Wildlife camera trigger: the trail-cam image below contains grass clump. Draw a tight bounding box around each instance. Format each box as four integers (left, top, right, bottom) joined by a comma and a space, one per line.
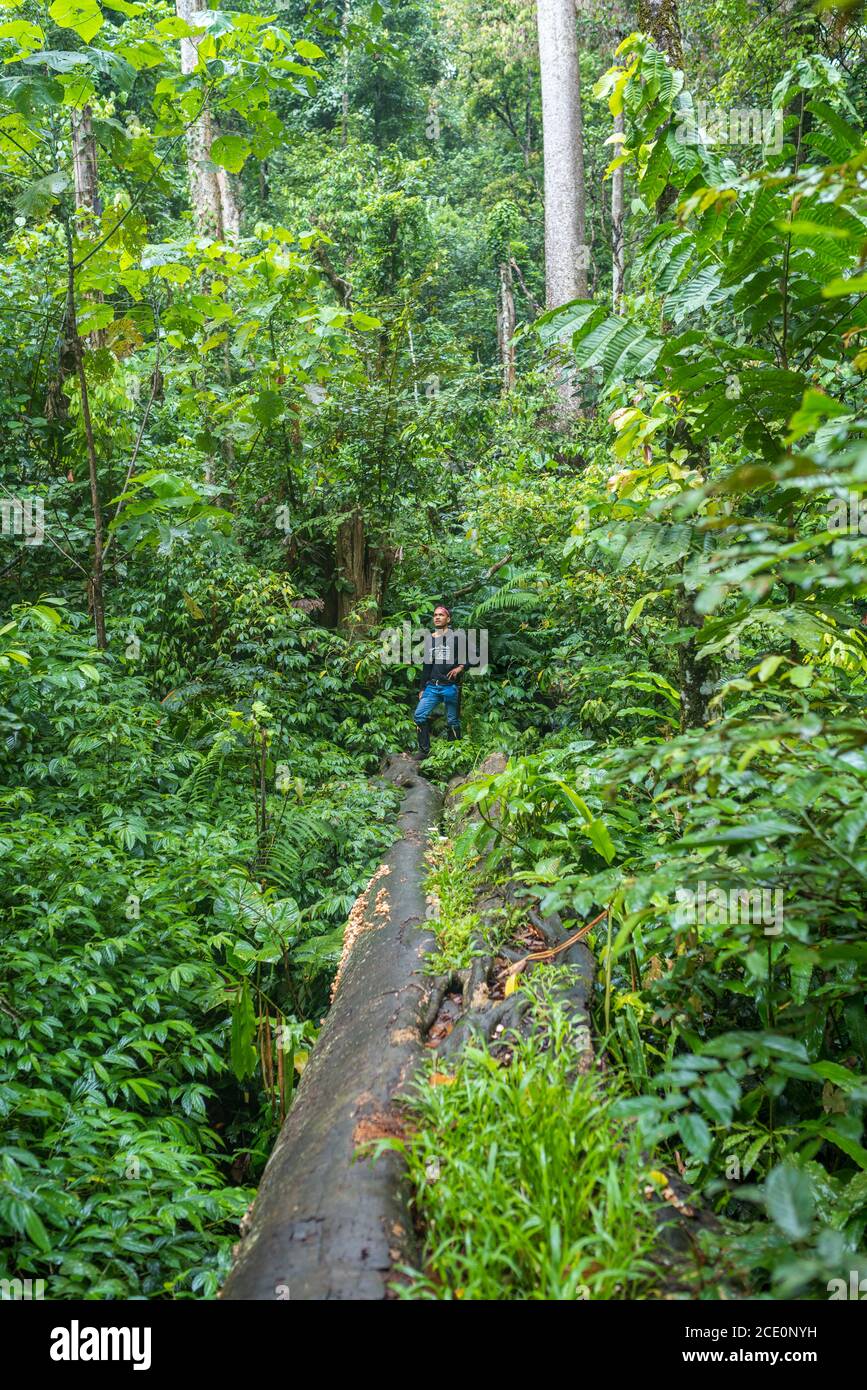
423, 832, 484, 973
386, 990, 659, 1300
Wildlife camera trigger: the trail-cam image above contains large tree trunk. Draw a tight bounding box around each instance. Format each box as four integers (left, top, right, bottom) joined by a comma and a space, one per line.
222, 755, 441, 1301
536, 0, 587, 306
176, 0, 241, 240
335, 508, 394, 631
536, 0, 587, 420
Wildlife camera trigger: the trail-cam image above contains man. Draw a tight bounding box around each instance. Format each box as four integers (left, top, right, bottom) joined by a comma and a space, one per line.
413, 604, 465, 760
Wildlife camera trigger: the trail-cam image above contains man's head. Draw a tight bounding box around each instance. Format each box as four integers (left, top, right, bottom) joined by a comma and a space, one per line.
433, 604, 451, 629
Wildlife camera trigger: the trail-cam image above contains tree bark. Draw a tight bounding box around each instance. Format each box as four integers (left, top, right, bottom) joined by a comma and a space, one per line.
638, 0, 684, 220
65, 225, 107, 650
536, 0, 587, 421
221, 755, 441, 1301
498, 259, 516, 392
611, 109, 625, 311
536, 0, 587, 307
335, 508, 394, 631
176, 0, 240, 240
70, 106, 106, 351
678, 582, 712, 731
638, 0, 684, 68
71, 106, 101, 219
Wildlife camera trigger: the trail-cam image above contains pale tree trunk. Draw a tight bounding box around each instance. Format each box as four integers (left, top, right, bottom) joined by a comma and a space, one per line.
536, 0, 587, 420
71, 106, 107, 351
536, 0, 587, 306
176, 0, 240, 240
63, 220, 107, 649
71, 106, 101, 219
498, 260, 516, 393
611, 109, 625, 311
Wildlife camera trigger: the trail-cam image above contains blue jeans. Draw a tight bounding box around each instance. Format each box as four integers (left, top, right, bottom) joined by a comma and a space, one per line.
414, 682, 460, 754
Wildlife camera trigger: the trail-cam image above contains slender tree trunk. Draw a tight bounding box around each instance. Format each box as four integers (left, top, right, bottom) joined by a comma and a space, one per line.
637, 0, 709, 727
536, 0, 587, 421
638, 0, 683, 66
341, 0, 351, 147
176, 0, 240, 240
71, 106, 101, 219
638, 0, 684, 219
678, 582, 712, 730
498, 260, 516, 392
71, 106, 106, 352
65, 227, 107, 650
611, 109, 625, 311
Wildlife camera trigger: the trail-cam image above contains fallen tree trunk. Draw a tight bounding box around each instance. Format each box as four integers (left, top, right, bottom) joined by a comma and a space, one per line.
221, 753, 441, 1301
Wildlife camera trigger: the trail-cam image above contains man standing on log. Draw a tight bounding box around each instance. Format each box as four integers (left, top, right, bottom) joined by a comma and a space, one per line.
413, 604, 465, 761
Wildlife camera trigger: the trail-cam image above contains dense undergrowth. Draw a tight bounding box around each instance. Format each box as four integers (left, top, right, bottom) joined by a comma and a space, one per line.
1, 0, 866, 1302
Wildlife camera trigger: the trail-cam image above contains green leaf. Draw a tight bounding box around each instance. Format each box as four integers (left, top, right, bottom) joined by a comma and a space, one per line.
624, 590, 663, 630
251, 389, 284, 427
76, 302, 114, 335
48, 0, 104, 45
0, 20, 45, 48
15, 171, 68, 218
230, 980, 258, 1083
765, 1162, 814, 1239
677, 1110, 712, 1162
24, 1206, 52, 1252
294, 38, 325, 61
210, 135, 251, 173
20, 49, 91, 71
819, 1126, 867, 1171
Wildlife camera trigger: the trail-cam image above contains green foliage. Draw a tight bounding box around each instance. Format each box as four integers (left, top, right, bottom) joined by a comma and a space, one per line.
378, 993, 660, 1300
0, 603, 399, 1296
0, 0, 865, 1305
423, 832, 484, 973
